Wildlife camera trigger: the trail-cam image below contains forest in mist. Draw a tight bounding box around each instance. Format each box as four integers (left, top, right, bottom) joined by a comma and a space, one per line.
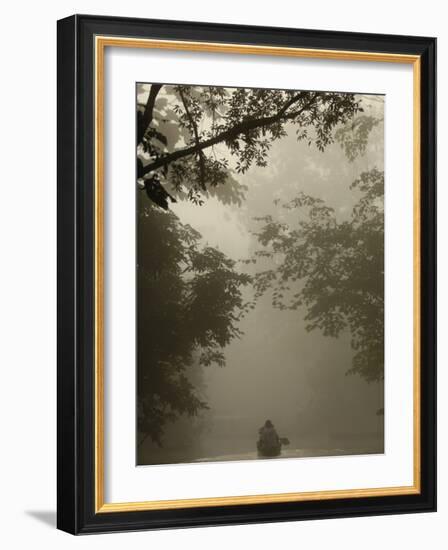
136, 83, 384, 465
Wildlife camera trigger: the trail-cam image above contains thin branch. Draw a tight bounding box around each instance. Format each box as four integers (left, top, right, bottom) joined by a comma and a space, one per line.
140, 92, 319, 179
178, 89, 207, 190
138, 83, 163, 143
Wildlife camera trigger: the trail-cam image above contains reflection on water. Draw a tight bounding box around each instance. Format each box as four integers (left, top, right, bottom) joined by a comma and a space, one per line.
138, 414, 384, 466
194, 447, 380, 463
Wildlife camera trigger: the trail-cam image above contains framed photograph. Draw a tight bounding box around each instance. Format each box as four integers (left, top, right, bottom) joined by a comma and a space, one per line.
57, 15, 436, 534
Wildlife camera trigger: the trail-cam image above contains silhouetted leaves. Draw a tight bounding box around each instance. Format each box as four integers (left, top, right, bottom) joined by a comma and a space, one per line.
253, 169, 384, 383
138, 204, 252, 445
143, 176, 177, 210
137, 84, 362, 209
335, 114, 382, 162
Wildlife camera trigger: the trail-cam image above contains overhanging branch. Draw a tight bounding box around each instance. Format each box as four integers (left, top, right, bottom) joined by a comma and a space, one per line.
178, 89, 207, 191
140, 92, 320, 179
138, 83, 163, 143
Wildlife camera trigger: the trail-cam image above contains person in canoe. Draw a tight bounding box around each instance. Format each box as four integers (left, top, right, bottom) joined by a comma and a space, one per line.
257, 419, 282, 457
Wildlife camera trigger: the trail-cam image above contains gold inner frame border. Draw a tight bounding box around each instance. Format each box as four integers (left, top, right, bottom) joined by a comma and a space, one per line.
94, 35, 421, 513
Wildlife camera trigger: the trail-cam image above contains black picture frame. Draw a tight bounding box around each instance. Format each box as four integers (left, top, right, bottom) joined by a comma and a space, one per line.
57, 14, 436, 534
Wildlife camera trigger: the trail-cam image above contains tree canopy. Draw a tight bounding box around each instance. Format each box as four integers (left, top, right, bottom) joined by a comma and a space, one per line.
252, 168, 384, 382
137, 84, 363, 208
137, 203, 251, 445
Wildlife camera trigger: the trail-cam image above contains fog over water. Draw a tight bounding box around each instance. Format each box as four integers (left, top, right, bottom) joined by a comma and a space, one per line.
138, 92, 384, 465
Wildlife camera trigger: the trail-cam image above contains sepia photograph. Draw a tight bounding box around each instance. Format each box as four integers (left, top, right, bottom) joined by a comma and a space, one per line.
136, 82, 385, 466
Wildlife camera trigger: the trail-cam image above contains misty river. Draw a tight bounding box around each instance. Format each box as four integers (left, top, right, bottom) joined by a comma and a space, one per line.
139, 409, 384, 466
136, 90, 385, 467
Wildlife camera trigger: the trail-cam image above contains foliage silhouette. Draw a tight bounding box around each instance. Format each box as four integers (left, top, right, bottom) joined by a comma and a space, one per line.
137, 84, 363, 207
252, 169, 384, 383
137, 203, 252, 445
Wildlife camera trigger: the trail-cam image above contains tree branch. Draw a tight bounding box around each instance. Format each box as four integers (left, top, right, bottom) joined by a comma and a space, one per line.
140, 92, 319, 179
178, 88, 207, 190
138, 83, 163, 143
